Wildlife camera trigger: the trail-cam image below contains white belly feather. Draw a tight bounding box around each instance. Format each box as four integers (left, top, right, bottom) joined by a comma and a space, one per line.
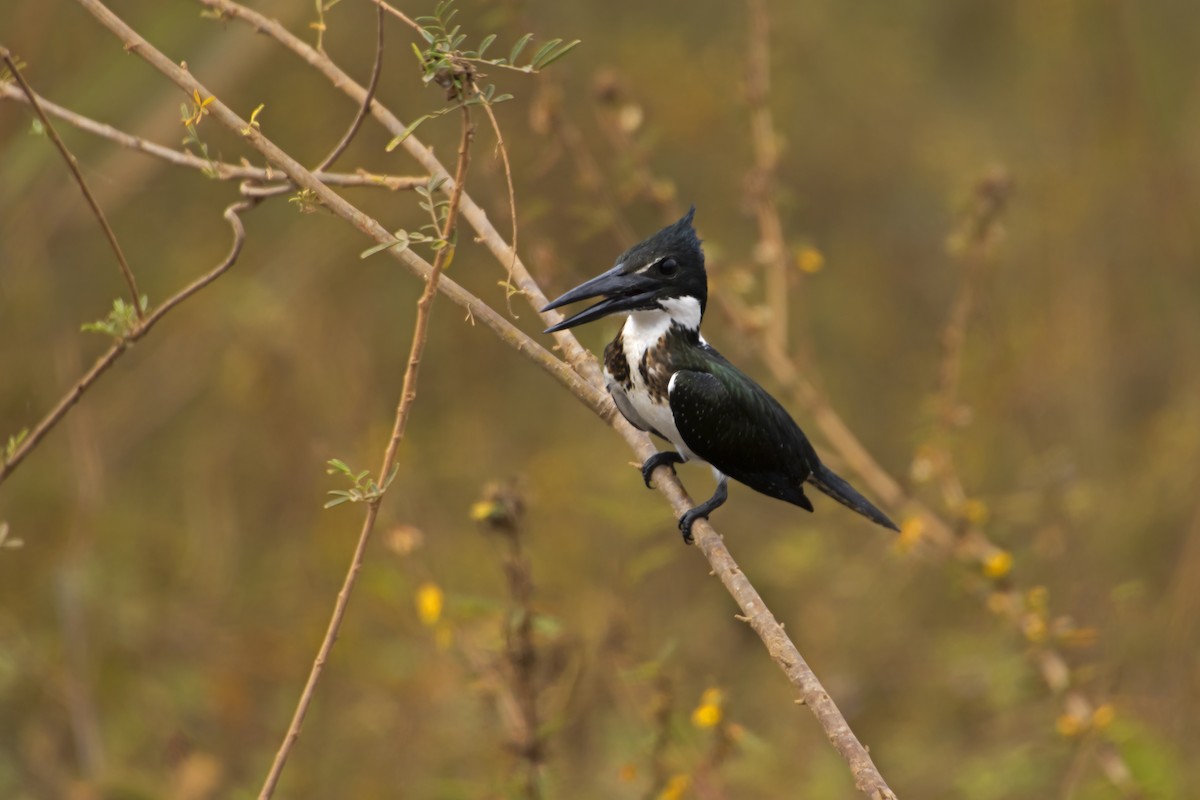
603, 301, 704, 462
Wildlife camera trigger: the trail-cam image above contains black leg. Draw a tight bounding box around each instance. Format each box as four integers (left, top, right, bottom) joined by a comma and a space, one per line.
641, 451, 685, 488
678, 477, 729, 545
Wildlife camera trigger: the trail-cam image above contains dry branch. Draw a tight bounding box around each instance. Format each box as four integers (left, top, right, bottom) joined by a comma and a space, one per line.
257, 101, 476, 800
0, 200, 254, 485
1, 47, 143, 319
0, 82, 425, 190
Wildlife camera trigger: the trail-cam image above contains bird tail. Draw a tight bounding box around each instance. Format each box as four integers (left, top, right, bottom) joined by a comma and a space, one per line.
807, 463, 899, 532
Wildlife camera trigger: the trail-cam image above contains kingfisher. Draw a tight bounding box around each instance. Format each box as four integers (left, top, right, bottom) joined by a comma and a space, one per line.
542, 208, 899, 543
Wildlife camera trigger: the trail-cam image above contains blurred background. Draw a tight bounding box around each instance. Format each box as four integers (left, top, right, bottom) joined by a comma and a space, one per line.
2, 1, 1199, 797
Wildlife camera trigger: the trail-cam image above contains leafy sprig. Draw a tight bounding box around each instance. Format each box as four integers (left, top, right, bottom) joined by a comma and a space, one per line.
81, 295, 148, 339
324, 458, 399, 508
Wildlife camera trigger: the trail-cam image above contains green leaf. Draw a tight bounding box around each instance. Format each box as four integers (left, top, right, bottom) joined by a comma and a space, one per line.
508, 33, 533, 65
360, 236, 410, 259
386, 115, 431, 151
530, 38, 562, 69
477, 33, 496, 58
535, 39, 581, 70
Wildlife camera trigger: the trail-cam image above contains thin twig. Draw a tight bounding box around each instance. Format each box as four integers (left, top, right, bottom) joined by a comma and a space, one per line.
1, 46, 144, 320
476, 89, 521, 315
0, 82, 424, 190
311, 4, 383, 173
369, 0, 422, 35
1, 199, 255, 485
742, 0, 791, 353
81, 3, 897, 795
256, 103, 474, 800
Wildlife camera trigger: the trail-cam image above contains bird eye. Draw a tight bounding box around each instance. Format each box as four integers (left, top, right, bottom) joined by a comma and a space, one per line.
658, 258, 678, 276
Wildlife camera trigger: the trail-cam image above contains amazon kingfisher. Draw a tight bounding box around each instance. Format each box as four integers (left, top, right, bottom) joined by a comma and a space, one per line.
542, 208, 899, 544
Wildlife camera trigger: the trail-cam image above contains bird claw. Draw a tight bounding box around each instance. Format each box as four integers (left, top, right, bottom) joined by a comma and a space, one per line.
640, 452, 684, 488
677, 511, 703, 545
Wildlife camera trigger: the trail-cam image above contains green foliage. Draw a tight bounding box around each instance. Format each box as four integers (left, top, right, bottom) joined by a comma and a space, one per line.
180, 112, 218, 179
289, 188, 321, 214
80, 295, 147, 339
384, 0, 578, 150
324, 458, 399, 508
360, 175, 453, 258
3, 429, 27, 462
415, 1, 580, 77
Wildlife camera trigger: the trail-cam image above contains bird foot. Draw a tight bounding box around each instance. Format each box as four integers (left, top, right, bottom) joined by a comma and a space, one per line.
640, 451, 684, 488
678, 509, 706, 545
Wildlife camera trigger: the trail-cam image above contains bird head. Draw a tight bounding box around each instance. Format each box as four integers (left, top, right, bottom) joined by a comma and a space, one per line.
541, 208, 706, 333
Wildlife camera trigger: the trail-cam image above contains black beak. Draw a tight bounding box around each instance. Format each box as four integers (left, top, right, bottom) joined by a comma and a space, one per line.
540, 264, 657, 333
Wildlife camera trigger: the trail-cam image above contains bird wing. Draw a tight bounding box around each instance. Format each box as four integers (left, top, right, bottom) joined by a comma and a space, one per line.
667, 366, 817, 509
606, 378, 662, 438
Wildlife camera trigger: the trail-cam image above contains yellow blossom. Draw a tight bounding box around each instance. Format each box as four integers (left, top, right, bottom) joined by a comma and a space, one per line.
469, 500, 501, 522
982, 550, 1013, 579
1092, 704, 1115, 730
894, 516, 924, 553
795, 246, 825, 274
1055, 713, 1085, 737
617, 763, 638, 783
657, 773, 691, 800
691, 687, 724, 729
415, 581, 443, 627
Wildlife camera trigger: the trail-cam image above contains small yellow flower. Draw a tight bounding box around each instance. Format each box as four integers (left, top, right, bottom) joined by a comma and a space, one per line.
691, 687, 724, 729
1055, 713, 1085, 737
1092, 703, 1115, 730
982, 550, 1013, 579
894, 516, 924, 553
657, 773, 691, 800
415, 581, 443, 627
795, 246, 825, 274
469, 500, 500, 522
617, 763, 638, 783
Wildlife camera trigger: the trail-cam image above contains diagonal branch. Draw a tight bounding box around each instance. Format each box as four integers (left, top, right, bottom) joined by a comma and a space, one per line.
1, 199, 256, 485
76, 2, 897, 796
257, 101, 476, 800
0, 82, 426, 191
2, 46, 144, 320
311, 4, 384, 173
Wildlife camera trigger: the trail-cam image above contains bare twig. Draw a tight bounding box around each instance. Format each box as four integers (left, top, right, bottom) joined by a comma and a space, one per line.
311, 4, 383, 173
256, 101, 475, 800
79, 3, 896, 795
1, 46, 144, 320
474, 481, 543, 797
475, 89, 521, 313
0, 82, 424, 190
1, 199, 255, 485
742, 0, 791, 352
369, 0, 422, 35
